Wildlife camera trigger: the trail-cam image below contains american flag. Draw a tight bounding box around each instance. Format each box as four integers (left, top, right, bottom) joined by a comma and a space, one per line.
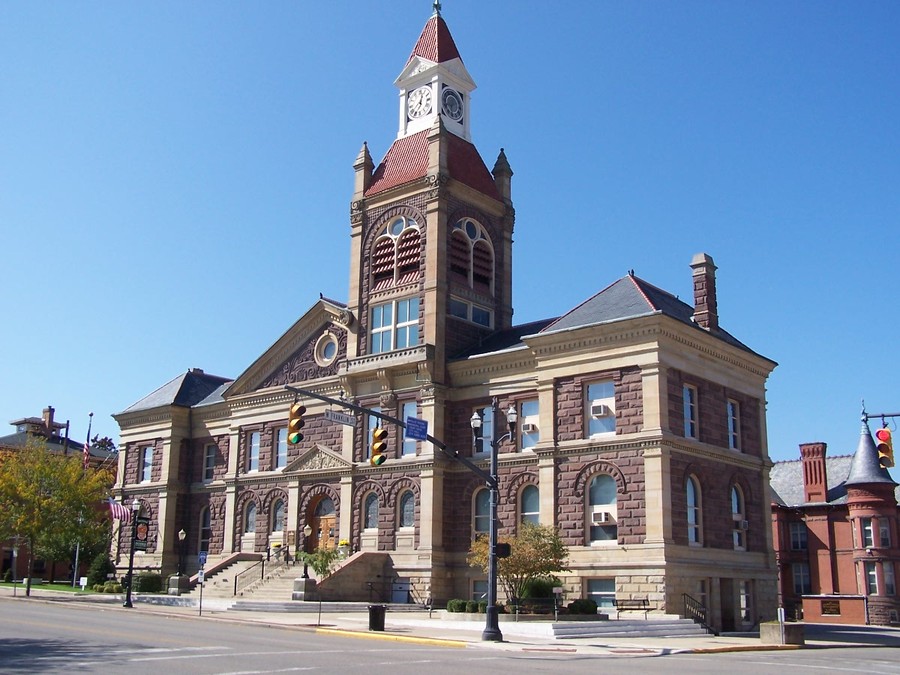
83, 441, 90, 470
108, 498, 132, 524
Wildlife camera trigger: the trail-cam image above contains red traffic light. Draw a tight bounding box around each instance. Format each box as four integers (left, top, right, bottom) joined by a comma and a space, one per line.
875, 427, 894, 469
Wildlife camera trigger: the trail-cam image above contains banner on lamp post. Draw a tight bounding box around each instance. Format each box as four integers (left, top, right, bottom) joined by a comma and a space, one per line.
133, 517, 151, 552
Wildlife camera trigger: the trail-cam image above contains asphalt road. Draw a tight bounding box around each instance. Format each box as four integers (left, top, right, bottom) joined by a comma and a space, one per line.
2, 598, 899, 674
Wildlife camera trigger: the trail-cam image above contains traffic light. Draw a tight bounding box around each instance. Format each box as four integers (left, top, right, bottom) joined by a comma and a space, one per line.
370, 426, 388, 466
875, 427, 894, 469
288, 402, 306, 445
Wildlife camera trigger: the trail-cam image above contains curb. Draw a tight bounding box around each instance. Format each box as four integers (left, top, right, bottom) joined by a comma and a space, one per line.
689, 644, 803, 654
315, 627, 468, 648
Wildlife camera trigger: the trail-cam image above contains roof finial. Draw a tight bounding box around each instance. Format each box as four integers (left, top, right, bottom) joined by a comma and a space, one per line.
433, 0, 442, 17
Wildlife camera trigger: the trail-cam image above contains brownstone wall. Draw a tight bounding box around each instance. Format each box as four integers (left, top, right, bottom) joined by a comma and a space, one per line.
185, 434, 230, 483
556, 367, 643, 442
123, 438, 164, 485
350, 471, 422, 551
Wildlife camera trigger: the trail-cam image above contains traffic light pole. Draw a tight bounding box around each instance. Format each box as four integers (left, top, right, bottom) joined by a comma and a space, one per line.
284, 385, 505, 641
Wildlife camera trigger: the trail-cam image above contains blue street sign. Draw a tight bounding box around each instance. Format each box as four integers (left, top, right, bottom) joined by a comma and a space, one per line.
405, 416, 428, 441
198, 551, 208, 567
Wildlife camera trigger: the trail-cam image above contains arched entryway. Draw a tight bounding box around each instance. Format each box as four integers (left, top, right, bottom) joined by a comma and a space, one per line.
305, 496, 337, 552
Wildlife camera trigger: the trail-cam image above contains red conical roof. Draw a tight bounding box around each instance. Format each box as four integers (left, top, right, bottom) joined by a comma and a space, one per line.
406, 14, 462, 66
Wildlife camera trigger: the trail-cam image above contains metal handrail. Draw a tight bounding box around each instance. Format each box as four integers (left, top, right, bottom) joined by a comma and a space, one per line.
683, 593, 716, 635
234, 559, 265, 596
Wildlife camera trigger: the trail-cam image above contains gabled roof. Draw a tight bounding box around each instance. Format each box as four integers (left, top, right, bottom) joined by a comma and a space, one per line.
540, 273, 760, 356
365, 129, 500, 200
406, 14, 462, 66
118, 369, 232, 415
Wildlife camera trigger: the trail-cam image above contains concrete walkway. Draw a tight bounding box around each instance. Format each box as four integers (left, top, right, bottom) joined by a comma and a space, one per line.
3, 586, 897, 658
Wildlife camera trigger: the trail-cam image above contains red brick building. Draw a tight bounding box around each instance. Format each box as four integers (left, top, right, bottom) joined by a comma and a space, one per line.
770, 418, 899, 625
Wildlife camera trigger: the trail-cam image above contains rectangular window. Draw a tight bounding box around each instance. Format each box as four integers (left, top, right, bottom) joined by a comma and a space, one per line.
371, 297, 419, 353
519, 398, 539, 450
862, 518, 874, 548
472, 579, 488, 602
865, 561, 878, 595
140, 447, 153, 483
276, 428, 288, 469
449, 297, 492, 327
473, 405, 493, 455
366, 408, 382, 460
587, 578, 616, 610
790, 522, 808, 551
449, 298, 468, 319
247, 431, 260, 472
879, 519, 891, 548
792, 563, 812, 595
727, 399, 741, 450
586, 381, 615, 437
203, 443, 217, 481
683, 384, 699, 439
401, 401, 417, 456
885, 563, 896, 596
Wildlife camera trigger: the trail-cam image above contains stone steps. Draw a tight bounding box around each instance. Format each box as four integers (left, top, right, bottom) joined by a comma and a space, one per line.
229, 601, 424, 613
552, 618, 711, 639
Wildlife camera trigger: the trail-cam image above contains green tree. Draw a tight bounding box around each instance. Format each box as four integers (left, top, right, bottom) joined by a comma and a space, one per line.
298, 546, 342, 578
467, 522, 569, 606
0, 438, 112, 595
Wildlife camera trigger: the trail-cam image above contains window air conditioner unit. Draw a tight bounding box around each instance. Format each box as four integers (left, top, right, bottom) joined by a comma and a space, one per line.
592, 512, 613, 525
522, 423, 538, 434
590, 403, 610, 417
741, 520, 749, 531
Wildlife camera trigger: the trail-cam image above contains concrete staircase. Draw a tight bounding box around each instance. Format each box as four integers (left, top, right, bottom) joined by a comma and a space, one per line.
552, 616, 711, 639
182, 558, 272, 599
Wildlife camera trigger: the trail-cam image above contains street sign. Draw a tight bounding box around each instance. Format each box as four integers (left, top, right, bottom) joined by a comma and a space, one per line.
197, 569, 205, 583
198, 551, 208, 567
325, 409, 357, 426
405, 417, 428, 441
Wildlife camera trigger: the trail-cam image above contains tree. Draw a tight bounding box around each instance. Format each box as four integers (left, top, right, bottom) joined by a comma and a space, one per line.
0, 438, 112, 596
467, 522, 569, 606
298, 546, 342, 578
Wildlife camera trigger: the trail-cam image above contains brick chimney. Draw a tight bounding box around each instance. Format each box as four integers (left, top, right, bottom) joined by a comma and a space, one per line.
42, 406, 55, 434
690, 253, 718, 331
800, 442, 828, 503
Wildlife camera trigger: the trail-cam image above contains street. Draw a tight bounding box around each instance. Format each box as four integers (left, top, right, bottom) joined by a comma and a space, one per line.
1, 598, 899, 674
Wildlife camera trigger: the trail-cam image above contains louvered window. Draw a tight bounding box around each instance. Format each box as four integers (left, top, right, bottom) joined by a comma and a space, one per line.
370, 217, 419, 289
449, 231, 470, 282
472, 240, 493, 292
396, 229, 421, 283
372, 237, 395, 288
451, 218, 494, 295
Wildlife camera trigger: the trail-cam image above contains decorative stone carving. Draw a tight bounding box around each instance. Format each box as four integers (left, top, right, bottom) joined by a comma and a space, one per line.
259, 330, 346, 389
426, 172, 448, 199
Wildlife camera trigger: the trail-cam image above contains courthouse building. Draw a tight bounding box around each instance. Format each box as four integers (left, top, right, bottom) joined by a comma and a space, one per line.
113, 8, 778, 632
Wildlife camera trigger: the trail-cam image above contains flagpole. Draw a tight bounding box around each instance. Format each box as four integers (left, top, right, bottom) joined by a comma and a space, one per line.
72, 413, 93, 587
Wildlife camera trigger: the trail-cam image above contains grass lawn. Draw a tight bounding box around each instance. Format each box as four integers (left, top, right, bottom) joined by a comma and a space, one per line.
0, 581, 92, 593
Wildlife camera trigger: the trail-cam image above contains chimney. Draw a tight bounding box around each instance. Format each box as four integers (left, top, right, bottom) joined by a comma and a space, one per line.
690, 253, 718, 331
800, 442, 828, 503
42, 406, 55, 434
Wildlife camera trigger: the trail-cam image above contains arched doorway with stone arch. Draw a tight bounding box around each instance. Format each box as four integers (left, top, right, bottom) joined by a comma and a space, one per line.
306, 495, 337, 552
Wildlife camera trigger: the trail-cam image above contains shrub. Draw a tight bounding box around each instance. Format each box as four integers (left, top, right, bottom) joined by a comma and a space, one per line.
133, 572, 163, 593
3, 568, 11, 583
465, 600, 478, 613
567, 598, 598, 615
521, 576, 559, 599
87, 552, 116, 588
446, 599, 467, 613
102, 581, 123, 593
477, 600, 487, 614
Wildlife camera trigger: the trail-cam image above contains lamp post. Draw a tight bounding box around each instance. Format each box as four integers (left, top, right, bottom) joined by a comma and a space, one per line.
177, 529, 186, 577
11, 536, 19, 598
123, 498, 141, 608
302, 524, 313, 579
470, 398, 517, 642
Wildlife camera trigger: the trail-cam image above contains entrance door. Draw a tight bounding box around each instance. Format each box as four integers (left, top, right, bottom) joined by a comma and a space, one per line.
308, 497, 337, 551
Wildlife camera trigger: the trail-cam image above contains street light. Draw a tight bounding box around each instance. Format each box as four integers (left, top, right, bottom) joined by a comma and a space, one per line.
302, 524, 313, 579
123, 498, 141, 608
470, 398, 517, 642
177, 529, 186, 577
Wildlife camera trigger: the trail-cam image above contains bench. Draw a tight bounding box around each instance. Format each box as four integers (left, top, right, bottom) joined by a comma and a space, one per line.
614, 597, 649, 619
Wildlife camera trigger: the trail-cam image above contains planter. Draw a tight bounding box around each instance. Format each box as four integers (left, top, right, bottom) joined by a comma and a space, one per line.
760, 621, 805, 645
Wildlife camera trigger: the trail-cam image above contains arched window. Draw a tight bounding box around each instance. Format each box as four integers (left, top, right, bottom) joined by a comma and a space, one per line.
244, 502, 256, 534
398, 491, 415, 529
364, 493, 379, 530
315, 497, 335, 517
272, 499, 285, 532
686, 476, 701, 545
588, 474, 617, 544
474, 488, 490, 535
199, 507, 211, 554
520, 485, 539, 525
451, 218, 494, 295
731, 485, 746, 550
371, 216, 420, 289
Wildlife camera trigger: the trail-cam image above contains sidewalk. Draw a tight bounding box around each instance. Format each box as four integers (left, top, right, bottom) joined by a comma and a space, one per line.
1, 586, 888, 658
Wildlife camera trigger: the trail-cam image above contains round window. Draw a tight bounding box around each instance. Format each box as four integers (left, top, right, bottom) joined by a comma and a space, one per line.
314, 333, 339, 367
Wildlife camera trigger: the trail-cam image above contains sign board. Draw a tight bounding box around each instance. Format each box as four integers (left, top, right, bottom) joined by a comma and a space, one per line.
821, 599, 841, 615
197, 569, 205, 583
325, 409, 357, 426
405, 417, 428, 441
79, 576, 88, 590
198, 551, 208, 567
133, 517, 150, 551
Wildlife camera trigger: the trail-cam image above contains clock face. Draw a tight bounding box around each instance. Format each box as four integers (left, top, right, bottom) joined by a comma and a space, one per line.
408, 86, 433, 119
441, 88, 463, 121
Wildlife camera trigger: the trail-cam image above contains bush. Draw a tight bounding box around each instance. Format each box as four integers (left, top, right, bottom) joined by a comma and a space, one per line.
133, 572, 163, 593
446, 599, 467, 613
102, 581, 123, 593
465, 600, 478, 613
521, 576, 559, 599
477, 600, 487, 614
3, 568, 11, 583
87, 552, 116, 588
567, 598, 598, 615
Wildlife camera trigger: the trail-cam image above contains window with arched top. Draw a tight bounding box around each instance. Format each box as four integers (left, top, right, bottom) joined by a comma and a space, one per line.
520, 485, 539, 526
272, 499, 285, 532
588, 474, 618, 544
731, 485, 746, 550
364, 493, 379, 530
686, 476, 701, 545
371, 216, 420, 290
244, 502, 256, 534
473, 488, 490, 535
398, 491, 415, 529
199, 507, 211, 554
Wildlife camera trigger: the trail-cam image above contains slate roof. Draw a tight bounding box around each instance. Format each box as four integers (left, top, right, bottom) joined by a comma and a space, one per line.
451, 318, 557, 359
769, 455, 856, 506
118, 369, 232, 415
540, 273, 764, 358
365, 130, 500, 200
0, 430, 114, 462
406, 13, 462, 66
845, 420, 897, 488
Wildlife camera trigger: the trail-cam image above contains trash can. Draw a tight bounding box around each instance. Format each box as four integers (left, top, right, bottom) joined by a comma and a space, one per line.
368, 604, 386, 631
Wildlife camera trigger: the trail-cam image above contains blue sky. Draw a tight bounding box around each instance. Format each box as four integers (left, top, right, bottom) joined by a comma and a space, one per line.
2, 2, 898, 463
